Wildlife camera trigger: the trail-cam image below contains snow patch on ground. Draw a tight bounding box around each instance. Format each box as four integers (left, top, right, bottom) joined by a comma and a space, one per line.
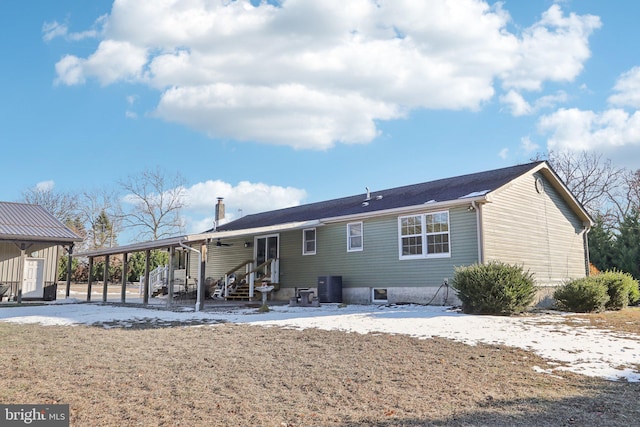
1, 302, 638, 382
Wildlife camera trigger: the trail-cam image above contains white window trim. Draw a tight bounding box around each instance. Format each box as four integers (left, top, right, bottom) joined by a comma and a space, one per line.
347, 221, 363, 252
425, 211, 451, 258
397, 214, 424, 259
372, 288, 388, 303
398, 211, 451, 260
302, 228, 316, 255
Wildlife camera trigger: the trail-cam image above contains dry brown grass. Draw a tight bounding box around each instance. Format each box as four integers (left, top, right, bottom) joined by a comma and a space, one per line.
1, 311, 639, 426
564, 307, 640, 335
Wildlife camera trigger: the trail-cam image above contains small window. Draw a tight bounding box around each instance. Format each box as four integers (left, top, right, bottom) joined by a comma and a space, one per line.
302, 228, 316, 255
347, 222, 363, 252
372, 288, 388, 303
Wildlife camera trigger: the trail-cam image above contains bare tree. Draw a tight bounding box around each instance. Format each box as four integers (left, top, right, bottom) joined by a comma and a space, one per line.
546, 151, 625, 221
612, 168, 640, 219
21, 184, 79, 223
119, 167, 187, 241
77, 188, 123, 250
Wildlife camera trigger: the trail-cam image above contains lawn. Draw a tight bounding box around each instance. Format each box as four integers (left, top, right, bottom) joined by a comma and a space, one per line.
0, 307, 639, 426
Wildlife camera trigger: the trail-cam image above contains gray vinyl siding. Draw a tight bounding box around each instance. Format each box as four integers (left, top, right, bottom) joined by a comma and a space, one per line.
277, 206, 479, 290
199, 207, 478, 290
204, 240, 259, 280
482, 172, 587, 285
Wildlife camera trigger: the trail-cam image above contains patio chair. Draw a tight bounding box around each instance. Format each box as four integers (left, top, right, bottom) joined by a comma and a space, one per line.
0, 283, 10, 302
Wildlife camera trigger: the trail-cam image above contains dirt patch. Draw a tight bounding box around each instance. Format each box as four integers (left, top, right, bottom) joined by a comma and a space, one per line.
1, 320, 638, 426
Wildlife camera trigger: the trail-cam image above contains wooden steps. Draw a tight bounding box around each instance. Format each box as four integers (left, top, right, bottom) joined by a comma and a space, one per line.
224, 282, 279, 301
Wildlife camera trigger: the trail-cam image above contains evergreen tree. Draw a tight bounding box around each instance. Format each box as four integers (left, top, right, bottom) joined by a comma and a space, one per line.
588, 215, 616, 271
613, 209, 640, 279
126, 250, 169, 283
92, 209, 117, 249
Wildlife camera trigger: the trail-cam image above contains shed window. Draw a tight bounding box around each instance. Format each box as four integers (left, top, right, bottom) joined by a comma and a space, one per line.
399, 211, 450, 259
347, 222, 363, 252
303, 228, 316, 255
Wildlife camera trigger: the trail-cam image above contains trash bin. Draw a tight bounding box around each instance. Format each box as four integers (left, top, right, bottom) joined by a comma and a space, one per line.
317, 276, 342, 303
43, 283, 57, 301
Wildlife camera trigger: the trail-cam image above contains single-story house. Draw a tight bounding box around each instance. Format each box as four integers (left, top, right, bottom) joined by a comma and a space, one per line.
0, 202, 82, 302
75, 161, 592, 308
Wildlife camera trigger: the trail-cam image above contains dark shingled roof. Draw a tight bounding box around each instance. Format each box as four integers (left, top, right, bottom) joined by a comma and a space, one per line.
212, 161, 545, 232
0, 201, 82, 243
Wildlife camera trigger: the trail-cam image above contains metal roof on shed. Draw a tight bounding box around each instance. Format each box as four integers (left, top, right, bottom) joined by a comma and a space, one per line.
0, 201, 82, 243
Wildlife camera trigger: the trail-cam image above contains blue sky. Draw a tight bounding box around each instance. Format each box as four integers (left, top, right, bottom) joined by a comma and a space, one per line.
1, 0, 639, 243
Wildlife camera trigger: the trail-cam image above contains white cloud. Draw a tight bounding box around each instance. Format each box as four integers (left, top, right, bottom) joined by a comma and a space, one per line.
35, 180, 55, 192
55, 55, 86, 85
54, 1, 600, 149
538, 108, 640, 151
501, 90, 568, 116
184, 179, 306, 214
155, 83, 399, 149
56, 40, 147, 86
42, 15, 106, 42
42, 21, 68, 42
520, 136, 540, 154
608, 66, 640, 109
180, 179, 307, 232
501, 4, 601, 91
500, 90, 532, 116
498, 148, 509, 159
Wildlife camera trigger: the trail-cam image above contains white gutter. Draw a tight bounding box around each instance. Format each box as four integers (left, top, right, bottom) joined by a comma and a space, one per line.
186, 220, 323, 241
583, 223, 591, 277
179, 240, 202, 312
320, 196, 491, 224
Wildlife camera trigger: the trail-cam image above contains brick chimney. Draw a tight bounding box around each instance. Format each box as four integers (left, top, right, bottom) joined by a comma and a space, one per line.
214, 197, 225, 229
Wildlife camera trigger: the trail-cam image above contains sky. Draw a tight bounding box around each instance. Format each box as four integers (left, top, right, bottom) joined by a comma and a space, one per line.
1, 301, 638, 382
1, 0, 640, 242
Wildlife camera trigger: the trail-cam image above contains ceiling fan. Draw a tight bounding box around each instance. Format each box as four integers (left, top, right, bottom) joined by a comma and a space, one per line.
216, 239, 232, 247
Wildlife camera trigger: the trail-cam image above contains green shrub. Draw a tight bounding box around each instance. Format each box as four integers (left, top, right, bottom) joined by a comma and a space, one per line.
629, 280, 640, 306
452, 261, 536, 315
553, 278, 609, 313
595, 270, 640, 309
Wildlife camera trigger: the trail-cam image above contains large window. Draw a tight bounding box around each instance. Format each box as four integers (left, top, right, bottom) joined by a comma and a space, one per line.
303, 228, 316, 255
347, 222, 363, 252
399, 211, 450, 259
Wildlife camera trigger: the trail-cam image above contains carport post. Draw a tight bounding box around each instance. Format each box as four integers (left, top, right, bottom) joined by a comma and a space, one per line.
16, 247, 25, 304
102, 255, 109, 303
121, 253, 128, 303
65, 244, 74, 298
167, 247, 175, 307
143, 250, 150, 305
87, 257, 94, 302
199, 242, 207, 311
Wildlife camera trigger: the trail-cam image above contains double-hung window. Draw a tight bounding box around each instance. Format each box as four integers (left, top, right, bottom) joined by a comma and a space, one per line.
302, 228, 316, 255
399, 211, 450, 259
347, 222, 363, 252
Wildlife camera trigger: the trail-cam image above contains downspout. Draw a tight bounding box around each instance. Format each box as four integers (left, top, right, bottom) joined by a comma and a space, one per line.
179, 240, 202, 312
583, 224, 591, 277
472, 201, 484, 264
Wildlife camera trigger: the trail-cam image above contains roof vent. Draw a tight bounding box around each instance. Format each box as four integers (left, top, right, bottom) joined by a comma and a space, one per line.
365, 187, 371, 201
